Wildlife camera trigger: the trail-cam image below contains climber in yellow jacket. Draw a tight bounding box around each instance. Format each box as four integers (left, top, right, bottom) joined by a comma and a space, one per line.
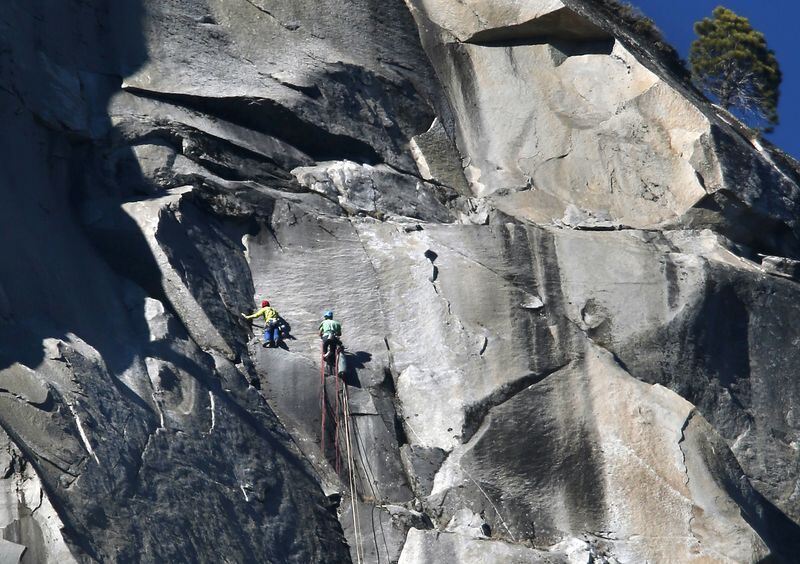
242, 300, 282, 347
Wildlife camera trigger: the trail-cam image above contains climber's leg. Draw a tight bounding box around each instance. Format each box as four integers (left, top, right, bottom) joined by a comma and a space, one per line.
264, 320, 278, 347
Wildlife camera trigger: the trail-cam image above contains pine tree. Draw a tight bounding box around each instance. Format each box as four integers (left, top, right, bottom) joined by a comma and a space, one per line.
689, 6, 781, 132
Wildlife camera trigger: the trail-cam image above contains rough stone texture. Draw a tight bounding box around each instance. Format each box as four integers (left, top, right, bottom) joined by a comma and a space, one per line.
429, 346, 772, 562
407, 0, 800, 256
398, 528, 570, 564
4, 0, 800, 562
245, 205, 800, 561
0, 2, 350, 561
0, 430, 77, 564
292, 160, 459, 222
410, 118, 471, 194
122, 0, 441, 172
400, 445, 448, 497
550, 228, 800, 529
340, 503, 430, 564
761, 255, 800, 280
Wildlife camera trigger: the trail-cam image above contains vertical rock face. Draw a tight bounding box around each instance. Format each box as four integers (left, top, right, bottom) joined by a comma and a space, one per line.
2, 0, 800, 563
406, 0, 800, 251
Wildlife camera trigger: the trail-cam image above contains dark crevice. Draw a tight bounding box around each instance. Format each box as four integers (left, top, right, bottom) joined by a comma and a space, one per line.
123, 87, 382, 165
192, 156, 295, 186
275, 81, 322, 99
463, 8, 612, 46
381, 160, 462, 197
468, 35, 614, 57
424, 249, 439, 283
685, 188, 800, 261
242, 0, 305, 34
377, 367, 409, 449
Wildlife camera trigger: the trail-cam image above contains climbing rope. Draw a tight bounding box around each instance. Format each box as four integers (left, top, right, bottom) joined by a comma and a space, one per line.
334, 349, 341, 475
320, 343, 363, 563
342, 380, 364, 564
320, 342, 327, 456
321, 341, 343, 473
350, 411, 393, 561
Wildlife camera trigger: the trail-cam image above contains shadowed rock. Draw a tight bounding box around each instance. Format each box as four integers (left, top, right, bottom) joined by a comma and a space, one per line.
4, 0, 800, 562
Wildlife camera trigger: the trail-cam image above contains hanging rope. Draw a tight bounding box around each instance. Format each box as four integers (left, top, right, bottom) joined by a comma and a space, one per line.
350, 412, 392, 562
320, 340, 344, 474
334, 349, 341, 475
320, 342, 326, 456
342, 379, 364, 564
321, 342, 364, 562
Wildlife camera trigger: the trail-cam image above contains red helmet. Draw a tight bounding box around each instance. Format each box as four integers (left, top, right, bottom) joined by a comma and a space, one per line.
261, 300, 270, 307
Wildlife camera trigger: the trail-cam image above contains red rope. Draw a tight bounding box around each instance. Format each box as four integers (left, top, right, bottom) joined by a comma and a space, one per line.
334, 359, 341, 475
321, 340, 345, 475
320, 341, 326, 456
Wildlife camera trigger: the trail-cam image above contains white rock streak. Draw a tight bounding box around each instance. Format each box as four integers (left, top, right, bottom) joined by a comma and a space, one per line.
68, 403, 100, 466
209, 391, 216, 433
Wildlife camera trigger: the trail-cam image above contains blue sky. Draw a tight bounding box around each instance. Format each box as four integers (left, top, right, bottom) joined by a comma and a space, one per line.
630, 1, 798, 157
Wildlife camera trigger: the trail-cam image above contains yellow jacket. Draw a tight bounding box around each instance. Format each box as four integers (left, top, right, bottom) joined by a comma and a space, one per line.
243, 306, 279, 324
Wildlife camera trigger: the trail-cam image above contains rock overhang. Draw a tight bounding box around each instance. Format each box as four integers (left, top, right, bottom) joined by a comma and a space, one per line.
405, 0, 800, 256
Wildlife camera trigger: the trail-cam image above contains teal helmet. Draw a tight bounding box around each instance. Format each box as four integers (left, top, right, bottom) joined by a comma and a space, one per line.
324, 310, 334, 319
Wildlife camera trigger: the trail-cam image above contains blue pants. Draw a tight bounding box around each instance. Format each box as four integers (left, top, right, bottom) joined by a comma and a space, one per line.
263, 322, 280, 345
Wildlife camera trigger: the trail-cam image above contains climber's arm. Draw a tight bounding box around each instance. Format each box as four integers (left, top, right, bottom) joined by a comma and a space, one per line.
242, 307, 266, 320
